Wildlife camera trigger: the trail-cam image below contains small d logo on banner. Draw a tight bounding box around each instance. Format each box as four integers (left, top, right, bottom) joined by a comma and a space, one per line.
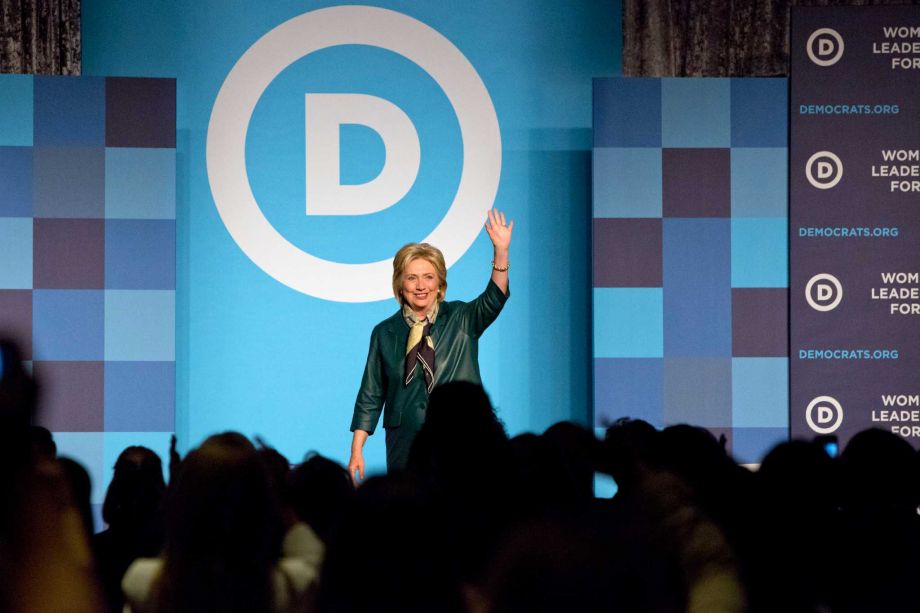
806, 396, 844, 434
807, 28, 845, 66
806, 151, 843, 189
805, 273, 843, 312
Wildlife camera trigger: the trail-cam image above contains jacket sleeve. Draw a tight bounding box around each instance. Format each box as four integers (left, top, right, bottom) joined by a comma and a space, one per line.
463, 279, 510, 338
350, 327, 387, 435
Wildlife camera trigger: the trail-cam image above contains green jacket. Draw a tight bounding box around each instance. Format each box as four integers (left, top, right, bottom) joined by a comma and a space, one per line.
350, 280, 509, 436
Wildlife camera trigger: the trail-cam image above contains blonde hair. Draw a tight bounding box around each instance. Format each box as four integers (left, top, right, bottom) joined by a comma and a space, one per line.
392, 243, 447, 306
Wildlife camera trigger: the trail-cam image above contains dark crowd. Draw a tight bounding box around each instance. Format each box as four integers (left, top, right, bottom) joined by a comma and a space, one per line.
1, 338, 919, 613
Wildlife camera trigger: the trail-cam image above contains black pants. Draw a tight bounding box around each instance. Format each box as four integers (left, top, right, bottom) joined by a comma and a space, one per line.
385, 425, 418, 472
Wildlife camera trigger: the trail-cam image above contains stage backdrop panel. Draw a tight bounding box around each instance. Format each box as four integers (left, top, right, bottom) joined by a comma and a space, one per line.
593, 77, 789, 463
0, 74, 176, 524
790, 6, 920, 449
82, 1, 620, 473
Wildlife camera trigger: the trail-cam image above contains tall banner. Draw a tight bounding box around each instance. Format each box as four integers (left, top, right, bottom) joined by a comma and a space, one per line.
791, 7, 920, 448
593, 77, 789, 464
0, 75, 177, 517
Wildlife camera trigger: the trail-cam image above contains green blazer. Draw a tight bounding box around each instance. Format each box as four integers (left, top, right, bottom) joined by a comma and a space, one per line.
350, 280, 509, 439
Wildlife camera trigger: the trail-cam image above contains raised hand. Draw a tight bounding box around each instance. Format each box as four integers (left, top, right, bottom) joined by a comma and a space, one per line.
485, 208, 513, 252
485, 208, 512, 294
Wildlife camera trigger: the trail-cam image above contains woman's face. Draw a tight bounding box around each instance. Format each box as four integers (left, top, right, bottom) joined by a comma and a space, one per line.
401, 257, 440, 314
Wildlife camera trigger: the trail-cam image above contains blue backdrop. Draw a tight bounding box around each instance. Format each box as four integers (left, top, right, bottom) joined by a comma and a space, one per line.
82, 0, 621, 472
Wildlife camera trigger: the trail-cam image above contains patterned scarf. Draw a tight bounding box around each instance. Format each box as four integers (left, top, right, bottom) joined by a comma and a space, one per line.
403, 303, 438, 393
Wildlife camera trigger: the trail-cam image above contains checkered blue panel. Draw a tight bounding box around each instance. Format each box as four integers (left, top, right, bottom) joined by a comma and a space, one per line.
0, 75, 176, 522
593, 77, 789, 465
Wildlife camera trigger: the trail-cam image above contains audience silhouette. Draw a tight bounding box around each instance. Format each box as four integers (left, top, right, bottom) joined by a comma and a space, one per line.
121, 432, 319, 613
830, 428, 920, 612
2, 336, 920, 612
93, 446, 166, 612
287, 452, 354, 546
1, 338, 104, 611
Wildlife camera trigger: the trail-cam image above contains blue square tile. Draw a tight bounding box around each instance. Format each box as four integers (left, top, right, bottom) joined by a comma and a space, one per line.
0, 75, 33, 146
105, 220, 176, 289
0, 218, 32, 288
104, 361, 175, 431
731, 78, 787, 148
663, 357, 731, 427
732, 427, 788, 464
662, 79, 730, 147
731, 218, 788, 288
594, 78, 661, 147
32, 290, 104, 360
104, 290, 175, 361
663, 219, 731, 356
594, 288, 663, 358
33, 147, 105, 218
594, 358, 663, 427
731, 148, 787, 217
732, 358, 789, 427
105, 148, 176, 219
0, 147, 33, 216
593, 148, 662, 218
33, 76, 105, 146
53, 431, 105, 504
103, 431, 173, 498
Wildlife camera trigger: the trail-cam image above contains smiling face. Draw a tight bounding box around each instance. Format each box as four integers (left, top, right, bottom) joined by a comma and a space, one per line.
401, 257, 440, 316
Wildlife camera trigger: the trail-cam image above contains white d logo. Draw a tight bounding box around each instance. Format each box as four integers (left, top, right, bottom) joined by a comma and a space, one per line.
805, 151, 843, 190
207, 6, 502, 302
805, 396, 844, 434
305, 93, 421, 216
806, 28, 844, 66
805, 273, 843, 312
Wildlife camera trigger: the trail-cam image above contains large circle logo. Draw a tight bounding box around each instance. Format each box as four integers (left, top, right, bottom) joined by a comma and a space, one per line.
207, 6, 501, 302
805, 396, 844, 434
806, 28, 844, 66
805, 151, 843, 190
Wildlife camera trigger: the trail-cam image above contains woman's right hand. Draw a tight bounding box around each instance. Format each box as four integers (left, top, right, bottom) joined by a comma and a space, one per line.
347, 430, 369, 486
346, 451, 365, 486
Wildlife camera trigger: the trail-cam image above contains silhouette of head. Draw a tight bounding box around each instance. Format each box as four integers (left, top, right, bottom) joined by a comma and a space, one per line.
102, 446, 165, 529
157, 432, 281, 612
840, 428, 918, 513
287, 453, 354, 544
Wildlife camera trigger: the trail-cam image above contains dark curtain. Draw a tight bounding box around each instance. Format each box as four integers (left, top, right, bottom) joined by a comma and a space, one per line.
0, 0, 80, 75
623, 0, 920, 77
